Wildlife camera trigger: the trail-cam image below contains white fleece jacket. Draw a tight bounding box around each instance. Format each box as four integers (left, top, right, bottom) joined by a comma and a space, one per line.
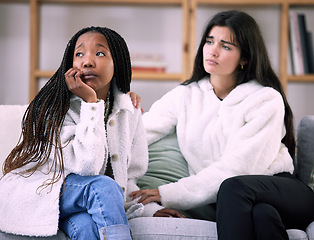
143, 78, 294, 210
0, 83, 162, 237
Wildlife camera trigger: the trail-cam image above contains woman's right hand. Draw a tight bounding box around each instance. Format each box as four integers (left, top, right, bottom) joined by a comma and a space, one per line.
154, 208, 186, 218
65, 68, 97, 103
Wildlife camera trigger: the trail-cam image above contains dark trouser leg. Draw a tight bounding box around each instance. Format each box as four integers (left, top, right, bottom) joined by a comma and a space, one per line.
180, 203, 216, 221
216, 174, 314, 240
253, 203, 288, 240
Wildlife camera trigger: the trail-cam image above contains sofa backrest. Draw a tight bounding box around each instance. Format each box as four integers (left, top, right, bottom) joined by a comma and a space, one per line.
0, 105, 313, 190
0, 105, 28, 178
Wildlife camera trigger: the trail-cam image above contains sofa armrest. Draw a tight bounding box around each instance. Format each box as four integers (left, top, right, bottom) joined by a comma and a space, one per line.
0, 105, 28, 178
296, 116, 314, 187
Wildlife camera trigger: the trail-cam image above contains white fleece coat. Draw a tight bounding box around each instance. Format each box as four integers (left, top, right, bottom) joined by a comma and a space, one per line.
0, 84, 162, 237
143, 78, 294, 210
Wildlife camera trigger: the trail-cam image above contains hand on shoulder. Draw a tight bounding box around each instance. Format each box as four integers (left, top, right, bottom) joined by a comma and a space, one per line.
128, 92, 144, 113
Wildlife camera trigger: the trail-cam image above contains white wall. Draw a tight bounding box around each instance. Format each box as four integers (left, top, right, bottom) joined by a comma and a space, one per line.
0, 3, 29, 105
0, 2, 313, 125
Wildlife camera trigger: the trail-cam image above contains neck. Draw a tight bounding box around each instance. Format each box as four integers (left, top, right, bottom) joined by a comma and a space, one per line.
210, 75, 236, 99
96, 84, 111, 101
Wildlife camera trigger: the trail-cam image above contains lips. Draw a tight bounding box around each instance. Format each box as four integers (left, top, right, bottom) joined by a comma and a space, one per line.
81, 70, 97, 79
205, 59, 218, 65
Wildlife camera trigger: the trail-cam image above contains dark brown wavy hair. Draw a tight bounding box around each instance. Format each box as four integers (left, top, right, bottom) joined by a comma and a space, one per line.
183, 10, 295, 158
3, 26, 132, 188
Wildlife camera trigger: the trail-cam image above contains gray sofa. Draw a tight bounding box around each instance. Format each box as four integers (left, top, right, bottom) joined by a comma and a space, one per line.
0, 105, 313, 240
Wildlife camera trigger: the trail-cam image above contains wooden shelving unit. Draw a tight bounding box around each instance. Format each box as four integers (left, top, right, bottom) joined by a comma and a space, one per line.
284, 0, 314, 86
27, 0, 189, 101
1, 0, 314, 100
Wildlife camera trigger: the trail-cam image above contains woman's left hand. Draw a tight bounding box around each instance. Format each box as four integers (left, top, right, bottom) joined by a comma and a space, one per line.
153, 208, 186, 218
129, 189, 161, 205
128, 92, 144, 113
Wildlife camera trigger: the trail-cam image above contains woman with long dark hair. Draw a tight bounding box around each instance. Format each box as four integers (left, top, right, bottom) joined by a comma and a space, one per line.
131, 10, 314, 239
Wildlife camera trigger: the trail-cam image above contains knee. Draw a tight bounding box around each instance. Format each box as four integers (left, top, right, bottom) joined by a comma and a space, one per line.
60, 212, 98, 239
89, 175, 124, 199
253, 203, 280, 222
218, 176, 246, 199
90, 175, 117, 187
217, 176, 257, 209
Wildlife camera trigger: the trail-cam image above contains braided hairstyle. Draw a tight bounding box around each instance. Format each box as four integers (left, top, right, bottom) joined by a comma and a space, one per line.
3, 26, 132, 188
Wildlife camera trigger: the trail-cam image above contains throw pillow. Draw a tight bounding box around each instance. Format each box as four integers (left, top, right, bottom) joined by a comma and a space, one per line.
137, 132, 189, 190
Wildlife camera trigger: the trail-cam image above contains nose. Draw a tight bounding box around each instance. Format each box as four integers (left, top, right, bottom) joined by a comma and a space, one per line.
209, 45, 219, 57
205, 42, 219, 57
83, 55, 95, 68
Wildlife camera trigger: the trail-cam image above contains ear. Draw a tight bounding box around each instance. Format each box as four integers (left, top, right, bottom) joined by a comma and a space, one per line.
240, 58, 248, 66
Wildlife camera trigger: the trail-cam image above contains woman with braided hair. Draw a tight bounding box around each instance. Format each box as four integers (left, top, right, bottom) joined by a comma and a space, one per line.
0, 26, 183, 240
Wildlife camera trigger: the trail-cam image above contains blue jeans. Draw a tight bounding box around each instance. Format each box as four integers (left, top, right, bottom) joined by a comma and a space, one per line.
59, 174, 132, 240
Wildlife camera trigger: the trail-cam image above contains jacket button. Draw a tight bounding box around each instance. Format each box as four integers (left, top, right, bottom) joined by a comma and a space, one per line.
91, 106, 96, 111
111, 154, 118, 161
109, 120, 115, 126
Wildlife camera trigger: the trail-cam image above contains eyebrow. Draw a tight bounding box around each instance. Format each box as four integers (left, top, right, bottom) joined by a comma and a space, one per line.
96, 43, 110, 51
75, 43, 83, 50
206, 36, 237, 46
75, 43, 110, 51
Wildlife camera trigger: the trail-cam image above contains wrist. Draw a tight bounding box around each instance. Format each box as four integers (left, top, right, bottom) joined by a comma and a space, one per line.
85, 96, 98, 103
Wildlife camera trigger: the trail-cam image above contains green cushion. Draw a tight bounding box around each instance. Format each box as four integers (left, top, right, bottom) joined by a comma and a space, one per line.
137, 132, 189, 190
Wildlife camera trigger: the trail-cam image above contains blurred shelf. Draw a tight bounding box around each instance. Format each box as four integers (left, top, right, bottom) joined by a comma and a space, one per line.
3, 0, 314, 100
287, 75, 314, 83
28, 0, 189, 100
194, 0, 282, 5
35, 70, 183, 81
38, 0, 184, 4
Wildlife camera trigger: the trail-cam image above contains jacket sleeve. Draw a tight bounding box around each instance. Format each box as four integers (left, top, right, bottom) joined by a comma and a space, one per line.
124, 108, 163, 218
158, 87, 294, 210
58, 99, 106, 176
143, 86, 184, 145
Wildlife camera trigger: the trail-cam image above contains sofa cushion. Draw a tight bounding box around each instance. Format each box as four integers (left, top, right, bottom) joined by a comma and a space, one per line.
129, 217, 309, 240
306, 221, 314, 240
1, 221, 308, 240
137, 132, 189, 190
0, 231, 68, 240
0, 105, 28, 178
129, 217, 217, 240
286, 229, 310, 240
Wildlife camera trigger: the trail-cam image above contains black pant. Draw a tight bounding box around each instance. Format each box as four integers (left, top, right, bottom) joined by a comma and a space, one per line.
180, 203, 216, 221
216, 173, 314, 240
